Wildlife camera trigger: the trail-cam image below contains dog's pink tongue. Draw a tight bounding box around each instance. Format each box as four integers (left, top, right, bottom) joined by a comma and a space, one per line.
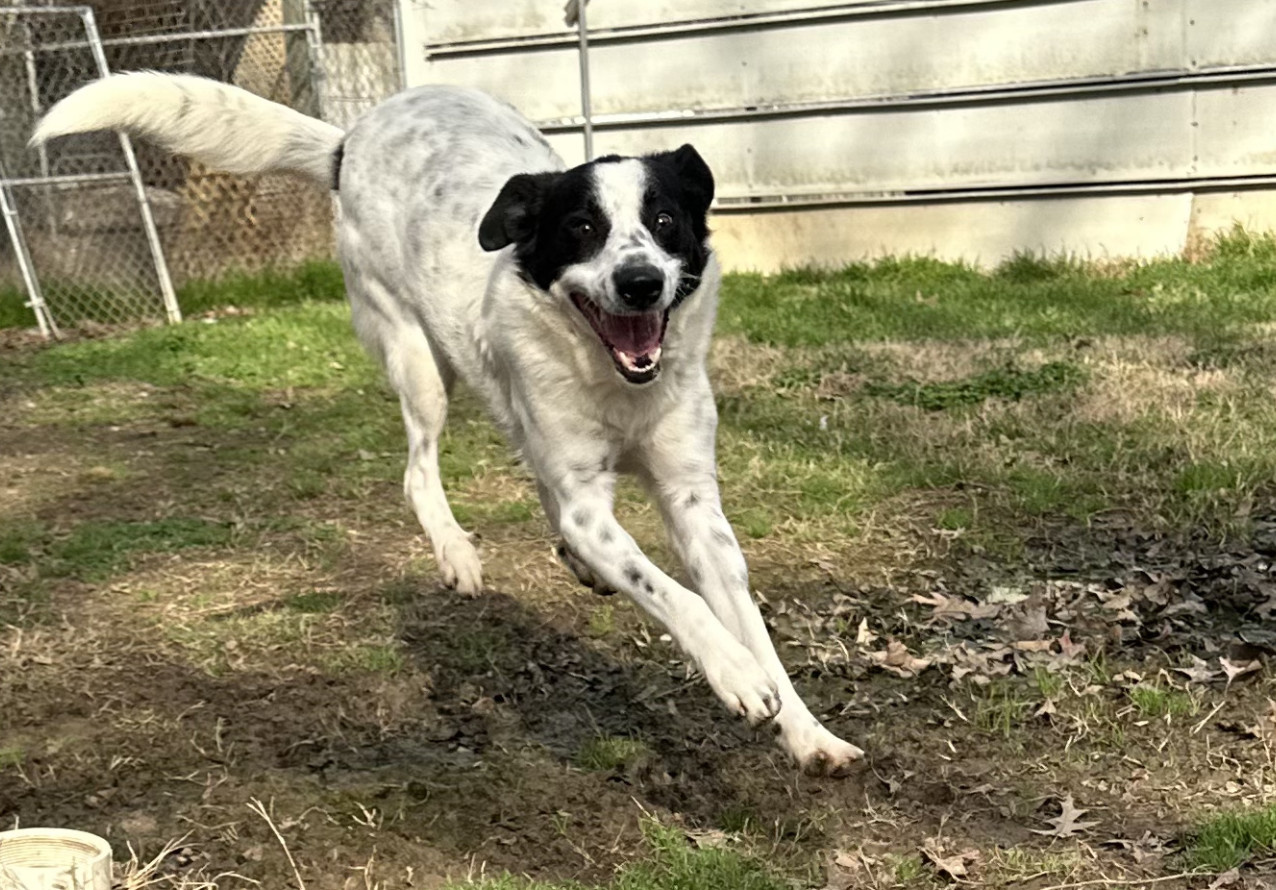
601, 311, 663, 355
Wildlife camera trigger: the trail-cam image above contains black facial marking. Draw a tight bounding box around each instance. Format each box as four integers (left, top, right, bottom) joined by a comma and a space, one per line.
478, 165, 610, 289
640, 144, 714, 305
478, 171, 563, 252
643, 581, 654, 595
477, 146, 715, 308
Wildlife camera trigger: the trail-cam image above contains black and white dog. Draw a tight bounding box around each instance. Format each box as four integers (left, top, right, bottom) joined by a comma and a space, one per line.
34, 74, 862, 776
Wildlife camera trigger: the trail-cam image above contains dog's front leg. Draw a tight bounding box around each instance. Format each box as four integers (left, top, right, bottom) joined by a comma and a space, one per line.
535, 454, 782, 725
639, 397, 865, 777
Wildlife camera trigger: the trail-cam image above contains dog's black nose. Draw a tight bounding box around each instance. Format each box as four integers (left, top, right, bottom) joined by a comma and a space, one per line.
614, 265, 665, 310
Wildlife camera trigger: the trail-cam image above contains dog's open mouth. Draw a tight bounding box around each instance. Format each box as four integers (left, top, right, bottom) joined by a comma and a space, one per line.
570, 293, 668, 384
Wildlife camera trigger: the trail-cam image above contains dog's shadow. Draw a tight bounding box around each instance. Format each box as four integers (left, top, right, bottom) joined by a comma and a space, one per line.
378, 581, 756, 770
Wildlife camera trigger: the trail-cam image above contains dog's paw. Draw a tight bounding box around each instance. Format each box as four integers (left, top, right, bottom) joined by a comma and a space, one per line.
701, 641, 782, 725
439, 533, 483, 595
781, 721, 864, 778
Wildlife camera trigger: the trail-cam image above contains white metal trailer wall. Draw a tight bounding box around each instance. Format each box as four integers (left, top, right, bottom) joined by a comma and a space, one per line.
397, 0, 1276, 270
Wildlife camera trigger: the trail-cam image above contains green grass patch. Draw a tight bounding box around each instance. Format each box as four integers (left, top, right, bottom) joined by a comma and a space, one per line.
47, 518, 233, 581
863, 361, 1086, 411
972, 681, 1032, 740
176, 261, 345, 316
284, 590, 345, 614
576, 736, 652, 772
720, 228, 1276, 347
450, 821, 788, 890
935, 506, 974, 531
0, 520, 44, 565
1189, 804, 1276, 870
323, 643, 406, 675
1128, 684, 1197, 719
18, 301, 372, 391
0, 285, 35, 328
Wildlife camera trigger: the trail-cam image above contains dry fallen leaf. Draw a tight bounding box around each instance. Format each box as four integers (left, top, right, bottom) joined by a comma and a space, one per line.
1174, 655, 1222, 685
684, 827, 730, 849
823, 849, 872, 890
912, 591, 1001, 621
1012, 640, 1054, 652
1057, 629, 1086, 660
1031, 795, 1099, 838
1208, 868, 1241, 890
920, 839, 980, 879
869, 640, 932, 677
1002, 599, 1050, 640
855, 617, 877, 646
1220, 657, 1262, 685
987, 585, 1029, 605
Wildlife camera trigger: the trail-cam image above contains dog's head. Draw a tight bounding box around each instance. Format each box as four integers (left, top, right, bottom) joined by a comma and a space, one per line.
478, 145, 714, 385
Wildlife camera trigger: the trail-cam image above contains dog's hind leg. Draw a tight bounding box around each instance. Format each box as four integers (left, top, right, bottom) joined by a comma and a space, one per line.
385, 334, 484, 594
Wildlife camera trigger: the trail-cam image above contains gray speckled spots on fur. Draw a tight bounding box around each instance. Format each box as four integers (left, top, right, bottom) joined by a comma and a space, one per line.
599, 527, 614, 544
682, 491, 700, 509
570, 507, 591, 530
624, 564, 642, 586
711, 526, 734, 548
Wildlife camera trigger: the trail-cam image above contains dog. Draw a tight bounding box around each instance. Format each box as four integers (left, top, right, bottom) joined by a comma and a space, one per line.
33, 73, 864, 776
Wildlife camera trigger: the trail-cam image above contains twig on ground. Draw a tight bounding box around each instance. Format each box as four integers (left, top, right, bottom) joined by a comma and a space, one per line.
1032, 871, 1215, 890
247, 797, 307, 890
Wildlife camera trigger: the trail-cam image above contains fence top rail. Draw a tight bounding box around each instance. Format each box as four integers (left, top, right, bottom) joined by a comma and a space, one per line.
0, 172, 134, 188
0, 6, 90, 14
14, 22, 317, 56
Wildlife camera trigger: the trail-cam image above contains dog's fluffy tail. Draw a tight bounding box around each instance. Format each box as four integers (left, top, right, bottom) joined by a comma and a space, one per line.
31, 72, 343, 186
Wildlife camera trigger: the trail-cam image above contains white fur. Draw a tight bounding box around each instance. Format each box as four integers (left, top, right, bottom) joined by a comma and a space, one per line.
32, 72, 342, 183
33, 74, 864, 777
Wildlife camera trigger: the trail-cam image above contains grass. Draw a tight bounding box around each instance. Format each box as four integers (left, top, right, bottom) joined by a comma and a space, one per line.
864, 360, 1086, 411
1189, 804, 1276, 870
576, 735, 652, 771
7, 230, 1276, 889
720, 229, 1276, 347
0, 518, 233, 582
1128, 684, 1197, 719
451, 821, 789, 890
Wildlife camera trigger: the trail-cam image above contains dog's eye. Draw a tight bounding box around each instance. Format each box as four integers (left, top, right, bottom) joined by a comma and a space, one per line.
655, 212, 673, 229
570, 218, 594, 237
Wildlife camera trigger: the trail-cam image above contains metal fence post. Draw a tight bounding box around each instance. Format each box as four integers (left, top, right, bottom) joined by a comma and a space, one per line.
0, 159, 59, 339
79, 6, 181, 324
565, 0, 594, 160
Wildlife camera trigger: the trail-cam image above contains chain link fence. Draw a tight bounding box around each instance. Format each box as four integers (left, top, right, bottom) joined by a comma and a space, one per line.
0, 6, 177, 331
0, 0, 401, 332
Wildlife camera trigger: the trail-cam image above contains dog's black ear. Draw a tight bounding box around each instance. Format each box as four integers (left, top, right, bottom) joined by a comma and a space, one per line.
666, 144, 714, 216
478, 172, 559, 251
